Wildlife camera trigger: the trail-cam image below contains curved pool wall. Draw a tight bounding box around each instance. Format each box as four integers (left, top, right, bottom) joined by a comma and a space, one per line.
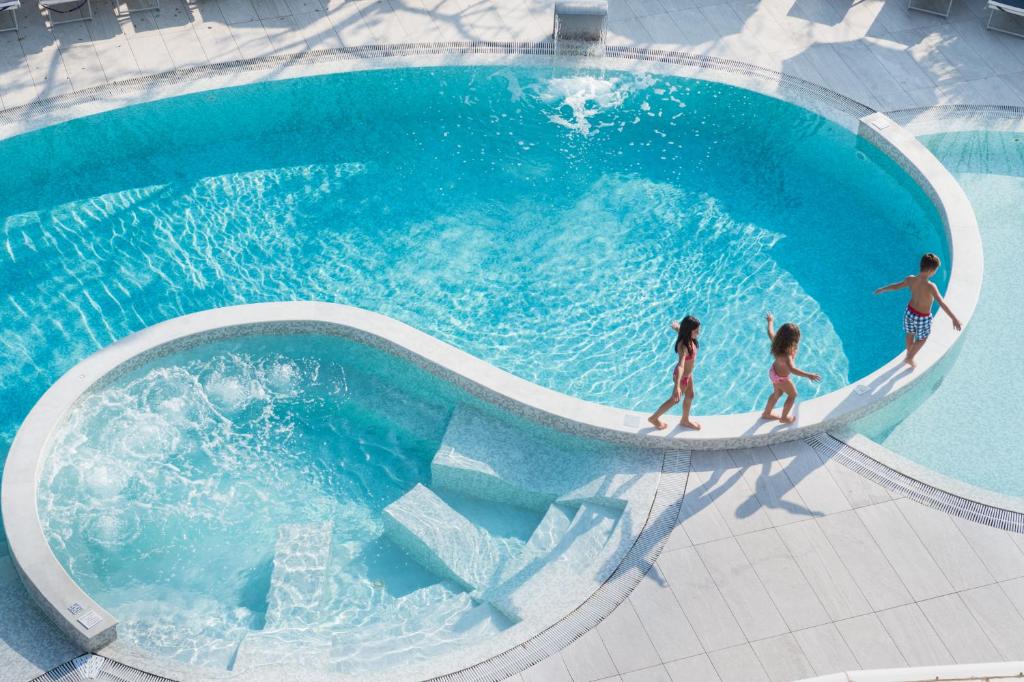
0, 47, 984, 677
0, 48, 980, 450
4, 303, 676, 680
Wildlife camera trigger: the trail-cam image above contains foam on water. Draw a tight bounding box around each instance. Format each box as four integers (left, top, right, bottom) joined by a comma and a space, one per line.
38, 336, 480, 671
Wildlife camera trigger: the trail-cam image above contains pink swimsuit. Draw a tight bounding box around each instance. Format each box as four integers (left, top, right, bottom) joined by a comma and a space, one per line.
673, 348, 697, 387
769, 361, 790, 384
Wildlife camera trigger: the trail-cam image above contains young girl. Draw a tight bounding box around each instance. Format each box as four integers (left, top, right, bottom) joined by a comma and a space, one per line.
761, 313, 821, 424
648, 315, 702, 431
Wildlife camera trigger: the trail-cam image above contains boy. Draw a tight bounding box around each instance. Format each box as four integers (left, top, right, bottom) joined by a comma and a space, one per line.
874, 253, 962, 369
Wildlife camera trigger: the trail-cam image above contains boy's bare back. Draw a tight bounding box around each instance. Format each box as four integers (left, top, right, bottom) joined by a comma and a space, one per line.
902, 273, 940, 313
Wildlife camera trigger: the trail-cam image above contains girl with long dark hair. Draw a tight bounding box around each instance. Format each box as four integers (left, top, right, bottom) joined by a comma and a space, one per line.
648, 315, 702, 431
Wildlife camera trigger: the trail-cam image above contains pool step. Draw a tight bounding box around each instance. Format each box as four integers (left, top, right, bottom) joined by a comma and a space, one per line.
431, 406, 625, 511
264, 522, 333, 630
495, 502, 575, 585
382, 483, 505, 593
330, 588, 509, 673
487, 500, 620, 622
231, 629, 332, 672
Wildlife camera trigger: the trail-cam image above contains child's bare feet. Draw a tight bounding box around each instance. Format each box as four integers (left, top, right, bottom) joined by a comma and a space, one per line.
780, 415, 795, 424
761, 411, 779, 421
680, 419, 702, 430
904, 356, 917, 369
648, 415, 668, 430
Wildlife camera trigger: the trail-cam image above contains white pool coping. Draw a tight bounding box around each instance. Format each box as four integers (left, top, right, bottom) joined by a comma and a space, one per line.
0, 46, 984, 671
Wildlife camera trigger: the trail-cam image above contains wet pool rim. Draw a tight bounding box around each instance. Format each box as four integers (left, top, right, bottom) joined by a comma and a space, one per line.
0, 47, 983, 681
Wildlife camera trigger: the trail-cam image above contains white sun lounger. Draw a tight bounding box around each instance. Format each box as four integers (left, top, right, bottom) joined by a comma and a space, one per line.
38, 0, 92, 25
988, 0, 1024, 37
0, 0, 18, 33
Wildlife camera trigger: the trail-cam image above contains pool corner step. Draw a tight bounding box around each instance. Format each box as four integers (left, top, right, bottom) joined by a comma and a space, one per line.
430, 406, 605, 511
487, 500, 621, 622
264, 521, 333, 630
382, 483, 505, 593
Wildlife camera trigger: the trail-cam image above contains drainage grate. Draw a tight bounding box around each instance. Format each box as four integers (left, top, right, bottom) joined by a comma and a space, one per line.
32, 654, 177, 682
431, 448, 691, 682
887, 103, 1024, 126
0, 41, 873, 127
805, 432, 1024, 534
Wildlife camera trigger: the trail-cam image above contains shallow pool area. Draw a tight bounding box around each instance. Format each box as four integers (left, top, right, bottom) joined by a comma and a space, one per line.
35, 329, 661, 677
855, 130, 1024, 500
0, 65, 947, 451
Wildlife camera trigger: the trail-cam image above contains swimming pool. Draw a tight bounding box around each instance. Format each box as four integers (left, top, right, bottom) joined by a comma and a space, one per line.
35, 324, 659, 676
0, 64, 946, 452
855, 129, 1024, 500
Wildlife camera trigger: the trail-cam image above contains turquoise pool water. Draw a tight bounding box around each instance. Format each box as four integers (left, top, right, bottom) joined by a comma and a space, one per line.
0, 65, 946, 453
856, 130, 1024, 499
38, 334, 547, 671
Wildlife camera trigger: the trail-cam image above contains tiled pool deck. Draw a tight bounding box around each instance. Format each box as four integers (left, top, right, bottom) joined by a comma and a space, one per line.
1, 1, 1023, 680
0, 0, 1021, 110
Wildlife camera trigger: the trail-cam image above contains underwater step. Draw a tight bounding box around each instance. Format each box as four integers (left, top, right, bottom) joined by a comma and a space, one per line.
495, 502, 576, 585
231, 628, 333, 672
331, 597, 510, 673
264, 522, 333, 630
487, 500, 621, 622
382, 483, 508, 593
431, 406, 624, 511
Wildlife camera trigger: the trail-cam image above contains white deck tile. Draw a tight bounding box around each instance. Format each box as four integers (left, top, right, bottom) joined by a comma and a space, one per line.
832, 39, 915, 111
194, 19, 245, 63
736, 528, 831, 631
691, 452, 773, 537
598, 600, 663, 674
792, 622, 860, 675
665, 655, 722, 682
560, 628, 619, 682
662, 515, 693, 552
856, 501, 953, 602
960, 583, 1024, 659
608, 16, 657, 44
677, 464, 738, 546
815, 510, 914, 611
918, 593, 1001, 664
952, 516, 1024, 582
160, 25, 211, 67
893, 498, 993, 591
876, 603, 955, 666
522, 654, 573, 682
728, 447, 822, 528
262, 15, 309, 53
626, 0, 668, 18
251, 0, 293, 20
816, 448, 895, 508
750, 633, 817, 682
769, 440, 852, 516
622, 665, 674, 682
835, 613, 907, 669
218, 0, 261, 25
697, 537, 788, 641
776, 518, 871, 621
328, 1, 382, 46
283, 0, 322, 17
970, 74, 1024, 104
627, 568, 704, 663
154, 0, 196, 30
289, 10, 345, 50
707, 643, 770, 682
24, 48, 75, 97
638, 12, 688, 44
127, 31, 174, 74
863, 32, 940, 90
60, 43, 109, 90
951, 18, 1024, 74
663, 8, 720, 47
229, 19, 277, 58
657, 547, 746, 652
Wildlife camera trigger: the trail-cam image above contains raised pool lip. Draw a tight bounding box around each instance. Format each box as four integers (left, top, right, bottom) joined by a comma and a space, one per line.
0, 46, 983, 447
0, 46, 985, 669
